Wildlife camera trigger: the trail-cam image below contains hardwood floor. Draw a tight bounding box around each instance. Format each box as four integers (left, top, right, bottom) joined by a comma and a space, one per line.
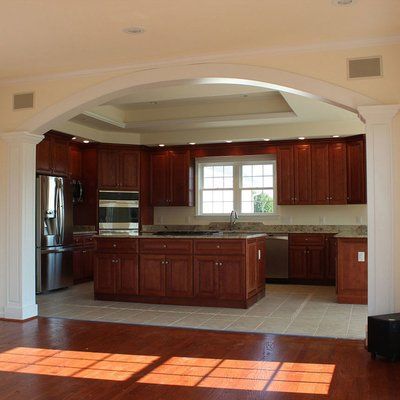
0, 317, 398, 399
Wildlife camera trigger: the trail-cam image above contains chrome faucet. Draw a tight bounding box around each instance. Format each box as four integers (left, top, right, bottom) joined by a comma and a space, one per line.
229, 210, 238, 230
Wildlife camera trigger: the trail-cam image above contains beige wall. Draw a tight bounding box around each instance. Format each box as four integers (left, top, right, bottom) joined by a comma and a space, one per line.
154, 204, 367, 226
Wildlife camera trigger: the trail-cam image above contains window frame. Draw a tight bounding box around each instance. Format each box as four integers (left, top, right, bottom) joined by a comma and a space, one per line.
196, 155, 278, 217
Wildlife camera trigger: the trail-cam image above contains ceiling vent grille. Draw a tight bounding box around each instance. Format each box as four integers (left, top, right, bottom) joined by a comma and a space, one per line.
13, 92, 34, 110
347, 56, 382, 79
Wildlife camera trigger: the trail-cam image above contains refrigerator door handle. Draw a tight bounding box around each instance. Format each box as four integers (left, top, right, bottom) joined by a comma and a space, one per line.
57, 180, 65, 245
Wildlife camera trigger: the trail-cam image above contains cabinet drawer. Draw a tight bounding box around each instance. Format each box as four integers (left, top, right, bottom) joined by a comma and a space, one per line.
73, 236, 85, 246
140, 238, 193, 254
96, 238, 138, 253
83, 236, 96, 247
290, 234, 325, 246
194, 239, 245, 255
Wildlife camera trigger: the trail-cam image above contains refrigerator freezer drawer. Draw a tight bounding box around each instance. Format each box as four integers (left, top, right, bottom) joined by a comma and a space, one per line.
37, 249, 73, 293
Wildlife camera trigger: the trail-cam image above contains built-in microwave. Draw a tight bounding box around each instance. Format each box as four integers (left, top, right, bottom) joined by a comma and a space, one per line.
98, 191, 139, 236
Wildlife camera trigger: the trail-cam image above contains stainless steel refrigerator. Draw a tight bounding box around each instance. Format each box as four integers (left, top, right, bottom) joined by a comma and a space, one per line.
36, 175, 74, 293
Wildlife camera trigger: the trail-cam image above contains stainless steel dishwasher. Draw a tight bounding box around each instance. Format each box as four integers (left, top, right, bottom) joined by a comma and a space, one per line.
265, 234, 289, 279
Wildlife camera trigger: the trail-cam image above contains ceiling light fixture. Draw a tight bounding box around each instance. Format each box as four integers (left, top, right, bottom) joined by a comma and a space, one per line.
263, 138, 271, 142
332, 135, 340, 138
72, 137, 77, 140
332, 0, 355, 5
83, 140, 90, 144
158, 144, 165, 147
122, 26, 145, 34
298, 137, 305, 140
188, 142, 196, 145
225, 140, 232, 143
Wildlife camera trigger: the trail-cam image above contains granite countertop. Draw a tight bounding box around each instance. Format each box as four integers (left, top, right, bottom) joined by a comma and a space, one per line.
73, 225, 97, 235
334, 233, 368, 239
95, 233, 267, 239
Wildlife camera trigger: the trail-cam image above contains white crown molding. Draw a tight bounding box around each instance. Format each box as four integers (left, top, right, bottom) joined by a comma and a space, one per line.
81, 111, 127, 129
1, 35, 399, 87
0, 131, 44, 144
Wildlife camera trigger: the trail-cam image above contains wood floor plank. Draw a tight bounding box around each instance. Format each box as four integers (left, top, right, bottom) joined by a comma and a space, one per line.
0, 317, 398, 399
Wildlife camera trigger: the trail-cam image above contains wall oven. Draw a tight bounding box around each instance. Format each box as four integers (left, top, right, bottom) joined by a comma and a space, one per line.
98, 191, 139, 236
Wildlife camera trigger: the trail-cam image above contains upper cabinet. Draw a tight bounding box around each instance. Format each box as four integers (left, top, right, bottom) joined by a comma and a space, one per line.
69, 144, 82, 180
277, 136, 366, 205
36, 131, 70, 177
347, 137, 366, 204
98, 146, 140, 191
150, 149, 193, 206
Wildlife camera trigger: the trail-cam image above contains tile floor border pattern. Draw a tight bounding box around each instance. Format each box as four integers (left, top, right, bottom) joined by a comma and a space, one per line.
37, 282, 368, 339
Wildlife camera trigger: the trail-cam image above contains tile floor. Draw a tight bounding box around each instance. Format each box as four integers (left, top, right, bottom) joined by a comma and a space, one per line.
37, 282, 368, 339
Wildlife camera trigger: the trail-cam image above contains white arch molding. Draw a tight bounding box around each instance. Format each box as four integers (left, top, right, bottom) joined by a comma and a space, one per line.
2, 62, 399, 321
17, 63, 378, 134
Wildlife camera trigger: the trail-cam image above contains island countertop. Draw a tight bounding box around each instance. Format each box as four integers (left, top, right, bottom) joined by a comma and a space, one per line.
95, 233, 268, 240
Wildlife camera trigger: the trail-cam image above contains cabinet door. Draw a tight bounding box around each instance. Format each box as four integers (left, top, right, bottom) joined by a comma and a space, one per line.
276, 145, 294, 205
329, 142, 347, 204
246, 241, 258, 298
150, 152, 170, 206
73, 250, 84, 282
194, 256, 219, 298
139, 254, 166, 296
52, 137, 70, 177
165, 255, 193, 297
294, 144, 312, 204
36, 136, 52, 174
218, 256, 245, 300
69, 144, 82, 180
289, 246, 308, 279
119, 150, 140, 190
81, 248, 94, 280
347, 139, 366, 204
94, 254, 116, 294
117, 254, 139, 295
307, 246, 326, 280
256, 238, 266, 289
98, 149, 119, 189
169, 150, 192, 206
311, 143, 329, 204
326, 236, 337, 282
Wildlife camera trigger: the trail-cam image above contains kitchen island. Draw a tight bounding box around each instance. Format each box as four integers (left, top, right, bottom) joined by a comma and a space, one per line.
94, 233, 267, 308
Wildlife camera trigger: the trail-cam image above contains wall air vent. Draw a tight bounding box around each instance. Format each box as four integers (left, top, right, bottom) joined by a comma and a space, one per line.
347, 56, 382, 79
13, 92, 34, 110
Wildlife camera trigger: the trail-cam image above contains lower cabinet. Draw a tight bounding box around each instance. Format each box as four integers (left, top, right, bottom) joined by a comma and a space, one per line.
94, 254, 116, 294
289, 234, 335, 284
139, 254, 166, 297
73, 234, 95, 284
117, 254, 139, 295
194, 255, 244, 301
165, 255, 193, 298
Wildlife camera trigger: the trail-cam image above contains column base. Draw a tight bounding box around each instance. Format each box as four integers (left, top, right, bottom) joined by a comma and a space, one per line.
3, 303, 38, 320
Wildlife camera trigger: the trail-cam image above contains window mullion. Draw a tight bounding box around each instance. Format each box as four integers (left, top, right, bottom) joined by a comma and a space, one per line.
233, 164, 241, 213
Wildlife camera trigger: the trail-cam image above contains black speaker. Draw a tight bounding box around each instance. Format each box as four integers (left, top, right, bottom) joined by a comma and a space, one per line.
368, 313, 400, 361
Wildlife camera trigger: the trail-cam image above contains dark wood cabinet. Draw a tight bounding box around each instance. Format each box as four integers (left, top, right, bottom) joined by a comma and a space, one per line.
246, 241, 258, 297
293, 144, 312, 204
329, 142, 347, 204
36, 132, 70, 177
347, 138, 366, 204
218, 256, 244, 300
94, 253, 116, 294
165, 255, 193, 297
327, 235, 337, 282
256, 238, 266, 290
150, 149, 193, 206
139, 255, 166, 297
72, 234, 95, 284
311, 143, 329, 204
194, 256, 219, 298
277, 145, 294, 205
69, 144, 82, 180
289, 234, 333, 283
116, 254, 139, 295
337, 238, 367, 304
98, 147, 140, 190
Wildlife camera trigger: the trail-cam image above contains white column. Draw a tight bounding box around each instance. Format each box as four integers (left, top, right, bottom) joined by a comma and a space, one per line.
358, 105, 400, 316
0, 131, 44, 320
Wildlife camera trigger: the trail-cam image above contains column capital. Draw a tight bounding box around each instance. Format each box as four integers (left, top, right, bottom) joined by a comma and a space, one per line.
0, 131, 44, 145
358, 104, 400, 124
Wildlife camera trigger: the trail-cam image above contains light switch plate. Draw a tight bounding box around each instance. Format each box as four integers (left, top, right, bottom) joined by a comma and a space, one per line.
358, 251, 365, 262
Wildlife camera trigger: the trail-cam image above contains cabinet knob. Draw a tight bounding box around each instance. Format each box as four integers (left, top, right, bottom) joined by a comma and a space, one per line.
215, 262, 219, 266
165, 260, 169, 265
216, 244, 220, 249
161, 260, 165, 265
163, 244, 167, 248
219, 262, 223, 266
82, 250, 87, 254
112, 243, 117, 248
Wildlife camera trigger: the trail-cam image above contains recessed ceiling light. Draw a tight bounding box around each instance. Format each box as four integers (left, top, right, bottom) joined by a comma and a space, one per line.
225, 140, 232, 143
72, 136, 77, 140
83, 140, 89, 144
158, 144, 165, 147
332, 0, 355, 5
122, 26, 145, 34
263, 138, 271, 142
332, 135, 340, 138
298, 137, 305, 140
188, 142, 196, 145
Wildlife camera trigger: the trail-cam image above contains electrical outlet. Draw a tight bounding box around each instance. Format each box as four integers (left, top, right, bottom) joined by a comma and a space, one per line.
358, 251, 365, 262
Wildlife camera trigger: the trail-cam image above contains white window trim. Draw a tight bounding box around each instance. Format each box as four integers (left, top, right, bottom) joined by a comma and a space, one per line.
195, 155, 278, 217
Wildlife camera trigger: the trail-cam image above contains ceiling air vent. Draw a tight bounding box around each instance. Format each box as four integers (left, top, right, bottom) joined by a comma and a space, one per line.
13, 92, 34, 110
347, 56, 382, 79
